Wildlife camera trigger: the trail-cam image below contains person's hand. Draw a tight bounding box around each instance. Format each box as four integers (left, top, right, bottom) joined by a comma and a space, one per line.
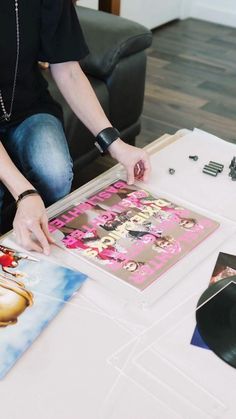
13, 195, 54, 254
108, 139, 151, 184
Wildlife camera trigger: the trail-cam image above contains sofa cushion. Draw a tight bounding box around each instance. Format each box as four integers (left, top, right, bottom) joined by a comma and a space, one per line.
41, 69, 109, 163
77, 6, 152, 78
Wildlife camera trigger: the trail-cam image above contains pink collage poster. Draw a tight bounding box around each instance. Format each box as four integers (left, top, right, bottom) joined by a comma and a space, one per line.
49, 180, 219, 291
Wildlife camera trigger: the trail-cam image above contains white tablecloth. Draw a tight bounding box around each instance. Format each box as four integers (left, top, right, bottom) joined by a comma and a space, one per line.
1, 130, 236, 419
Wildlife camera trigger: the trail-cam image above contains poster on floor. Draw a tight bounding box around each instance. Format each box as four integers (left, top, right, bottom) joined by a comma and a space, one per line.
0, 242, 87, 379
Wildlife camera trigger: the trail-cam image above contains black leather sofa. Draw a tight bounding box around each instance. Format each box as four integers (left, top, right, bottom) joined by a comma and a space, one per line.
43, 6, 152, 173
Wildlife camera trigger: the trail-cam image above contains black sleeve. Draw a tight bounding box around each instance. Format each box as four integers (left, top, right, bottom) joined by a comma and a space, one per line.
39, 0, 89, 63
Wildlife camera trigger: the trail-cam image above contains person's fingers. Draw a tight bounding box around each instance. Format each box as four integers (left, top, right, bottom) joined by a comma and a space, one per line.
41, 217, 56, 244
30, 223, 50, 255
127, 164, 135, 185
142, 155, 151, 182
24, 240, 43, 253
16, 225, 44, 253
13, 222, 22, 247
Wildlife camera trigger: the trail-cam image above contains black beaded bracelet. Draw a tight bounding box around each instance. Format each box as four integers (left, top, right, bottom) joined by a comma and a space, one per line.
94, 127, 120, 154
16, 189, 39, 207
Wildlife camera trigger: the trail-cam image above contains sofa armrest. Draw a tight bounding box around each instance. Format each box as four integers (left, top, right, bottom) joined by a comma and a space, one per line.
76, 6, 152, 78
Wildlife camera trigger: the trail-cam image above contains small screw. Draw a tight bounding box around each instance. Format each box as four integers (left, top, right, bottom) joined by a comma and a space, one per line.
229, 156, 236, 169
169, 168, 175, 175
189, 155, 198, 161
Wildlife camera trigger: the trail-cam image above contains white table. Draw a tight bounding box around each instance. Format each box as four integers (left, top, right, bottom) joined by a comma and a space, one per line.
1, 129, 236, 419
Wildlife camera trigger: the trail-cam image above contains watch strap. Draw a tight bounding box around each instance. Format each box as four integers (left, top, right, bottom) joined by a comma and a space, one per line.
16, 189, 39, 207
95, 127, 120, 154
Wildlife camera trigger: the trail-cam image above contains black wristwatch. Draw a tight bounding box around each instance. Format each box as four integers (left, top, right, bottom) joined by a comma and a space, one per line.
94, 127, 120, 154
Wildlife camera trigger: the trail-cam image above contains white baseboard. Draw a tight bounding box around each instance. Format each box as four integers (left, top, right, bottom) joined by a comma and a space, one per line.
190, 2, 236, 28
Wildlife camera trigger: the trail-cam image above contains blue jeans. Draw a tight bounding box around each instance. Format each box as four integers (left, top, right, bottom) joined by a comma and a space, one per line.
0, 113, 73, 209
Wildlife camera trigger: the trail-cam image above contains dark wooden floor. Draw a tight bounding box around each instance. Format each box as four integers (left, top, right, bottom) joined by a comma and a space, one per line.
137, 17, 236, 147
78, 18, 236, 185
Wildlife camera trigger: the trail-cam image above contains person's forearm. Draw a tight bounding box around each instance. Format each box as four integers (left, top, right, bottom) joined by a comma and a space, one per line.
50, 61, 112, 136
0, 142, 34, 199
50, 61, 151, 186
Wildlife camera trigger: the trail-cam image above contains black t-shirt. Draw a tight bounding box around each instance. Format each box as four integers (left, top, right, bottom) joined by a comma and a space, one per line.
0, 0, 89, 127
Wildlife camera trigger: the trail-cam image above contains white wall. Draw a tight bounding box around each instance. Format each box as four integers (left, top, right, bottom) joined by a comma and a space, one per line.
77, 0, 236, 28
120, 0, 182, 29
182, 0, 236, 27
77, 0, 183, 29
76, 0, 98, 9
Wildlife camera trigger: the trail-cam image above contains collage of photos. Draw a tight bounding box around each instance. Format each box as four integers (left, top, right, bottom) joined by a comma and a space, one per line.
49, 180, 219, 291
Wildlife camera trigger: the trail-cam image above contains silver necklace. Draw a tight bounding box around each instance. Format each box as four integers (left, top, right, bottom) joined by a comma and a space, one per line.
0, 0, 20, 122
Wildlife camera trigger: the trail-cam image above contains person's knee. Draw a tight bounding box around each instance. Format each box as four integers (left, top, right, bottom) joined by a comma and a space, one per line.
46, 164, 74, 203
33, 160, 74, 206
15, 114, 74, 205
